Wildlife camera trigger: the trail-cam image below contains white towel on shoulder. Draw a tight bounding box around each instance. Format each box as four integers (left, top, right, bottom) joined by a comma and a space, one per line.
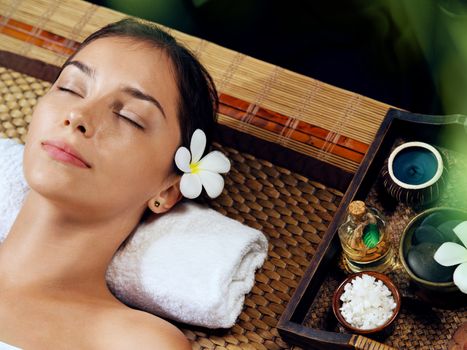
0, 340, 22, 350
0, 138, 29, 243
0, 138, 268, 328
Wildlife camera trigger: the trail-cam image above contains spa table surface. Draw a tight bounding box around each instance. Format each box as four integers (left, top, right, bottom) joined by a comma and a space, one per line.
0, 0, 401, 350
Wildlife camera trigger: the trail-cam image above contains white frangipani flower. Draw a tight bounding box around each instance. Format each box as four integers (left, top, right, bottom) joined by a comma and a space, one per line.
434, 221, 467, 294
175, 129, 230, 199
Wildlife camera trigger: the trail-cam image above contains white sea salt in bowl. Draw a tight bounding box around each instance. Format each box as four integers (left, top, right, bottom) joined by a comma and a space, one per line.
332, 271, 401, 334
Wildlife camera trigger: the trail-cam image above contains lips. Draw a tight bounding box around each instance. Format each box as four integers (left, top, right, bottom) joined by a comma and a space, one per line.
41, 140, 91, 168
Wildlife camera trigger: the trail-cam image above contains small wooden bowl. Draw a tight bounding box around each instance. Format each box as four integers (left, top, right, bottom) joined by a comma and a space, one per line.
332, 271, 401, 334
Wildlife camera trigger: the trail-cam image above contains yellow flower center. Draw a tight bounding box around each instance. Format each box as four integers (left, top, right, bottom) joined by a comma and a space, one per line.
190, 162, 201, 174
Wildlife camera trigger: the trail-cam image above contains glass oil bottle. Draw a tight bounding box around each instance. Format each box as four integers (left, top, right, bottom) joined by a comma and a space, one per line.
338, 200, 395, 273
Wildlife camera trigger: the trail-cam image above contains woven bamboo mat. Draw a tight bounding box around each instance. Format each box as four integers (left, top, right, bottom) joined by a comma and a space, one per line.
0, 65, 347, 350
303, 142, 467, 350
0, 0, 394, 174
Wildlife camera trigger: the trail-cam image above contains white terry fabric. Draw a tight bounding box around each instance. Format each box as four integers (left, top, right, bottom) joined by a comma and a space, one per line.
0, 340, 22, 350
106, 203, 268, 328
0, 139, 29, 244
0, 138, 268, 329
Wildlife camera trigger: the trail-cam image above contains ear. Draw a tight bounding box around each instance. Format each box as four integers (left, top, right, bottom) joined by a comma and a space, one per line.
147, 175, 182, 214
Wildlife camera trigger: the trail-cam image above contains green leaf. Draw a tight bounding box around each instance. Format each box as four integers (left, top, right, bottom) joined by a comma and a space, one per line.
363, 223, 380, 248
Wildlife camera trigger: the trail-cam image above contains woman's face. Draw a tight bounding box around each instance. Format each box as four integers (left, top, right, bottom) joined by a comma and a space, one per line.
23, 36, 181, 219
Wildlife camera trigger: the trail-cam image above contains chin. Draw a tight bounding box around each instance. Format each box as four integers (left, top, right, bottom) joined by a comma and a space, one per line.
26, 170, 73, 202
24, 158, 85, 205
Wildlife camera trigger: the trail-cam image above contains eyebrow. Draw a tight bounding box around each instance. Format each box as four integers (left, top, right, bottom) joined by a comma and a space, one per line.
62, 60, 167, 119
121, 86, 166, 119
63, 60, 94, 78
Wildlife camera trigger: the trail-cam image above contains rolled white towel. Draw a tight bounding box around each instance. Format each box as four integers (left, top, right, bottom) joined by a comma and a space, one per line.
0, 138, 268, 328
107, 203, 268, 328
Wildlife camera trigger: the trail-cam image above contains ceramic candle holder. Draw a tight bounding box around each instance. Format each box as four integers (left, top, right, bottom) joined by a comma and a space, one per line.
382, 141, 446, 206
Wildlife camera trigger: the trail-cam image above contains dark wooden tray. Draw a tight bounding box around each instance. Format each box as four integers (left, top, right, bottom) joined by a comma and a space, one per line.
277, 109, 467, 350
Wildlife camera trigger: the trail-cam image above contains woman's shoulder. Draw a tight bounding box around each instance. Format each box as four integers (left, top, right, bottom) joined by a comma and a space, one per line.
96, 306, 191, 350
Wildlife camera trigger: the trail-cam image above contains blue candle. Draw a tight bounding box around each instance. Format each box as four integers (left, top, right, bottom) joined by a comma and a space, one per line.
392, 147, 438, 185
384, 141, 445, 206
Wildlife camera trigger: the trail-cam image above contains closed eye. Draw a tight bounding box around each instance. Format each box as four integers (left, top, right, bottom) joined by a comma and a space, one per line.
113, 112, 144, 130
57, 86, 82, 97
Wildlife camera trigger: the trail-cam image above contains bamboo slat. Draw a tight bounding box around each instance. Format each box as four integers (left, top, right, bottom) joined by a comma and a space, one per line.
0, 0, 395, 173
0, 32, 60, 63
218, 114, 360, 173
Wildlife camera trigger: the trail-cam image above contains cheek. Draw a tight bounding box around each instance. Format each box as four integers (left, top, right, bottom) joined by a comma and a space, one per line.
27, 99, 59, 139
111, 151, 165, 189
23, 105, 50, 184
104, 143, 174, 199
22, 140, 59, 197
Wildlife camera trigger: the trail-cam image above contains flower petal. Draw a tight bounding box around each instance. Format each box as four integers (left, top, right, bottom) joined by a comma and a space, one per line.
434, 242, 467, 266
198, 170, 225, 198
454, 221, 467, 247
180, 173, 202, 199
453, 262, 467, 294
190, 129, 206, 164
199, 151, 231, 173
175, 147, 191, 173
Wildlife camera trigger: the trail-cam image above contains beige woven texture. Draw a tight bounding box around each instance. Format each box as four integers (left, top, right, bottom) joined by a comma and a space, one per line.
0, 66, 346, 350
0, 0, 393, 173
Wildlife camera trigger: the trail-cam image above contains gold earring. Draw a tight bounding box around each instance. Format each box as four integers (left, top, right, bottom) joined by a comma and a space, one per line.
154, 201, 160, 208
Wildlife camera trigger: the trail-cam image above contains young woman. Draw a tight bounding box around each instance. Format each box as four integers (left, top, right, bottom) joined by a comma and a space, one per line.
0, 18, 221, 349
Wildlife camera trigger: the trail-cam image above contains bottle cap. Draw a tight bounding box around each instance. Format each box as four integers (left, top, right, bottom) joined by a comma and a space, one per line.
348, 200, 366, 218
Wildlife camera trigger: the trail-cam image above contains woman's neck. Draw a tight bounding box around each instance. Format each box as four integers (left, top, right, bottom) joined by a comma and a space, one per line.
0, 190, 140, 299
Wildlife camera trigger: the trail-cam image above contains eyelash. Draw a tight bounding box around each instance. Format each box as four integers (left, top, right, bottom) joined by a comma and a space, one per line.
58, 86, 144, 130
58, 86, 81, 97
113, 112, 144, 130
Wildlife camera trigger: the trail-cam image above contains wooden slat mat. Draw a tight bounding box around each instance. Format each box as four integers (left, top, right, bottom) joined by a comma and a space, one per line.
0, 65, 346, 350
0, 0, 394, 173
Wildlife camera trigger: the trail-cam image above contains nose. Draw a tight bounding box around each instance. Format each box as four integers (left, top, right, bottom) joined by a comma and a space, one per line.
64, 109, 94, 137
